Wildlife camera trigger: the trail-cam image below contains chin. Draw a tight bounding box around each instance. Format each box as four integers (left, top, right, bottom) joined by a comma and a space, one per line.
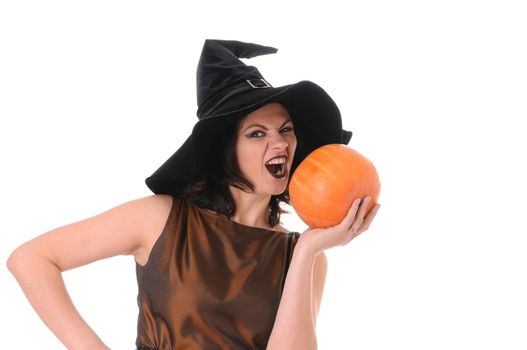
256, 173, 290, 196
254, 182, 286, 197
267, 182, 289, 196
270, 189, 286, 196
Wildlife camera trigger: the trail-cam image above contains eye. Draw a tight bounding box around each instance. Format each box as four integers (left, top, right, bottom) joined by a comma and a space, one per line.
247, 130, 265, 138
280, 126, 294, 134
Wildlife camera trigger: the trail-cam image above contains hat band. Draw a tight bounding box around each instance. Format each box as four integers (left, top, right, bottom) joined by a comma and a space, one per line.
198, 79, 272, 119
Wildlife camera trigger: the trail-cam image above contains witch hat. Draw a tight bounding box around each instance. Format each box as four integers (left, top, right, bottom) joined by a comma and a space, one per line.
145, 39, 352, 196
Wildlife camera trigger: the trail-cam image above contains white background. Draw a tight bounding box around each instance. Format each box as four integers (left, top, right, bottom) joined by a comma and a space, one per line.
1, 1, 526, 349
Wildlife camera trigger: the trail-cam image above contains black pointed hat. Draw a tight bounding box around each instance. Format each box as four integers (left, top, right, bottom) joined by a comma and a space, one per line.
145, 39, 353, 196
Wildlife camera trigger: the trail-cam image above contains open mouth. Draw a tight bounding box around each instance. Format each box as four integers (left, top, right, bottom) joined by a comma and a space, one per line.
265, 156, 287, 179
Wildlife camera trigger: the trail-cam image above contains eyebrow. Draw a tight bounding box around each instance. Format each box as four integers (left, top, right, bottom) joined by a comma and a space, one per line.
243, 119, 293, 132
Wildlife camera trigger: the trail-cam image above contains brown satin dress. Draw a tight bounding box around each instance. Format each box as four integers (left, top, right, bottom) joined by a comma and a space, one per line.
135, 196, 301, 350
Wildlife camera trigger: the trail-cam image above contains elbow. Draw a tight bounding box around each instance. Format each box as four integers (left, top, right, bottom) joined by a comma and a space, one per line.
6, 244, 53, 278
6, 245, 28, 276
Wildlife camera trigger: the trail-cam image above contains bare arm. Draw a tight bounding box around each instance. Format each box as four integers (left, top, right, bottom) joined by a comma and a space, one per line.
266, 197, 380, 349
7, 249, 110, 350
6, 194, 172, 350
266, 241, 319, 350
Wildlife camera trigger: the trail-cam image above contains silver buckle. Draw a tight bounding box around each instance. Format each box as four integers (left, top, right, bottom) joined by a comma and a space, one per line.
246, 78, 271, 88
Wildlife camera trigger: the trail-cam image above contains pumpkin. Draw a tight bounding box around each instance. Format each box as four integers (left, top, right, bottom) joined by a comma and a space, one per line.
289, 144, 381, 228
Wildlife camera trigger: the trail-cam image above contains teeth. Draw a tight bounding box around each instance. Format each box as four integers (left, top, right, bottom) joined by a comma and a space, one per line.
266, 156, 286, 165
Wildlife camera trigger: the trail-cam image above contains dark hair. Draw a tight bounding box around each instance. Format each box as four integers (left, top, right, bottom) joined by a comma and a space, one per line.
182, 116, 290, 228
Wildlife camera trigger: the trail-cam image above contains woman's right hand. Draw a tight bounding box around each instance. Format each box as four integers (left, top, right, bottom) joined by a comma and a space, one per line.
297, 196, 381, 257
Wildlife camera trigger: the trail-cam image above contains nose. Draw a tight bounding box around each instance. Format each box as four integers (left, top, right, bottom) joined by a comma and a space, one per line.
269, 133, 289, 151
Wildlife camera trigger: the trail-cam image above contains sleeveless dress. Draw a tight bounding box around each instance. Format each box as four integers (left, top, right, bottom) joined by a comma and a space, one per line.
135, 195, 301, 350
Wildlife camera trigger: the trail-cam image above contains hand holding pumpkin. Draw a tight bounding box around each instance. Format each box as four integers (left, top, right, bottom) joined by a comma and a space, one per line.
297, 196, 381, 257
290, 144, 381, 256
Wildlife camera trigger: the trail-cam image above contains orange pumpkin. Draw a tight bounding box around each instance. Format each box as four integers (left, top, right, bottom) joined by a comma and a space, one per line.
289, 144, 381, 228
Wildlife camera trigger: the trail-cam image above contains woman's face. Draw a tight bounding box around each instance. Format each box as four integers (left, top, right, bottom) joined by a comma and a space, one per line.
235, 102, 297, 196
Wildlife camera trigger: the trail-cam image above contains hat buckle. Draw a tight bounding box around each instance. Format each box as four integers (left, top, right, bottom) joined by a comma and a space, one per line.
246, 78, 272, 89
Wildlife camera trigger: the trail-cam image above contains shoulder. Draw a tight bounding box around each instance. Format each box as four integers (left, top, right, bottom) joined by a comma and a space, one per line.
117, 193, 175, 245
127, 194, 175, 265
275, 223, 290, 233
126, 194, 174, 223
144, 193, 174, 210
135, 193, 175, 232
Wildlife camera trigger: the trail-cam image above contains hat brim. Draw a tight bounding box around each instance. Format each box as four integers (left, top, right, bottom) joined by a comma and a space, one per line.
145, 80, 352, 196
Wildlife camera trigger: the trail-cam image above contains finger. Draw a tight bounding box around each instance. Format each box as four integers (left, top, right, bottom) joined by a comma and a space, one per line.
344, 204, 380, 244
345, 219, 366, 244
340, 198, 362, 230
350, 196, 371, 232
359, 203, 381, 231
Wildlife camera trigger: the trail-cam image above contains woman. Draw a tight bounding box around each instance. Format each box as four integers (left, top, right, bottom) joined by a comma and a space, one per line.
7, 39, 381, 350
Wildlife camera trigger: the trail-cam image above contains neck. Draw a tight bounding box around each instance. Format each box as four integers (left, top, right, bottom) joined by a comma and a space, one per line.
228, 186, 272, 229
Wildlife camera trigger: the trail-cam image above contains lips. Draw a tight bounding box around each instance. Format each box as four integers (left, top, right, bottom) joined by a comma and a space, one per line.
265, 156, 287, 179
